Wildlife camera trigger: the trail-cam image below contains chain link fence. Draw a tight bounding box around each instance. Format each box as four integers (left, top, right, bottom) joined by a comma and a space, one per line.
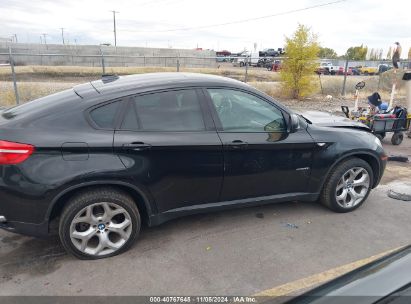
1, 47, 410, 110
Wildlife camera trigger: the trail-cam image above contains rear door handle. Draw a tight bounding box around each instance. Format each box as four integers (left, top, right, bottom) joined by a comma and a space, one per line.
226, 140, 248, 150
122, 142, 152, 151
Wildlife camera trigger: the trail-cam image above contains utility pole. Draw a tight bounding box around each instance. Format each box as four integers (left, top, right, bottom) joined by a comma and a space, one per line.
13, 34, 18, 43
60, 27, 65, 45
42, 33, 47, 45
111, 11, 119, 47
42, 33, 48, 49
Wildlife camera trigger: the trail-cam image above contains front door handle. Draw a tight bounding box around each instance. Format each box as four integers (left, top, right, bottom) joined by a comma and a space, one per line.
122, 142, 152, 151
226, 140, 249, 150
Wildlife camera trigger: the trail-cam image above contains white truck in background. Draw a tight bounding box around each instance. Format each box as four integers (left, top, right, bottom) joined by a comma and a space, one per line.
317, 62, 341, 75
232, 51, 260, 67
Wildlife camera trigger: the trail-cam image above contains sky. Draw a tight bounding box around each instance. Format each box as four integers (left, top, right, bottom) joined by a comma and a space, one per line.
0, 0, 410, 57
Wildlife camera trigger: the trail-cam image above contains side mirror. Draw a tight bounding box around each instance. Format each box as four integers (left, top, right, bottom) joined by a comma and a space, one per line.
289, 113, 300, 133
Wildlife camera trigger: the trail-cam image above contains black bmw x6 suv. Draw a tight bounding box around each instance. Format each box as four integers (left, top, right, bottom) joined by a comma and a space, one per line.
0, 73, 386, 259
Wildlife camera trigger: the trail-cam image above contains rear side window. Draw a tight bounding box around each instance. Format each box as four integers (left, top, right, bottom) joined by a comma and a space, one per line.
90, 101, 121, 129
121, 89, 206, 131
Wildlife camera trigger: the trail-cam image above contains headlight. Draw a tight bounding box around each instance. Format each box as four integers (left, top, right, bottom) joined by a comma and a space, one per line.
374, 136, 382, 148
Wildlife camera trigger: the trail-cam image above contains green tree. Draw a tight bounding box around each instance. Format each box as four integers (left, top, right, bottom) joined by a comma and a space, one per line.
318, 47, 337, 59
345, 45, 368, 60
280, 24, 319, 99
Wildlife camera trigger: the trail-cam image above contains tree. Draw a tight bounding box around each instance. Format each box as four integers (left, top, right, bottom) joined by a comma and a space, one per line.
368, 48, 375, 60
387, 46, 392, 60
378, 48, 383, 60
318, 47, 337, 59
346, 45, 368, 60
280, 24, 319, 99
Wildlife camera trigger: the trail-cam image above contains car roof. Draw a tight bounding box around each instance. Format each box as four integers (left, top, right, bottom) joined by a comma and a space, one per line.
73, 72, 248, 99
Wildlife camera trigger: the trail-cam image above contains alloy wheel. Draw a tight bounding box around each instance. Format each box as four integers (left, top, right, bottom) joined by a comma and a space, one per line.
69, 202, 132, 256
335, 167, 370, 209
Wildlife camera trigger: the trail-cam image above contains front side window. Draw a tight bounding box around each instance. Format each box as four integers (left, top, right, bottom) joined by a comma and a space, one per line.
121, 89, 206, 131
207, 89, 286, 132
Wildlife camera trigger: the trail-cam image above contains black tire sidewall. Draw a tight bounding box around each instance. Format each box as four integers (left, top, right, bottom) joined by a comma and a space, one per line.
391, 133, 403, 145
59, 189, 141, 260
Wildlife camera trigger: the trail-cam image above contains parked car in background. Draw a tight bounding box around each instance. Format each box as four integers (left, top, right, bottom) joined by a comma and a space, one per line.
232, 52, 262, 67
350, 67, 361, 75
336, 67, 354, 76
377, 63, 393, 74
216, 50, 232, 62
259, 48, 280, 57
0, 73, 386, 259
359, 66, 378, 75
266, 59, 282, 71
316, 62, 341, 75
277, 47, 285, 55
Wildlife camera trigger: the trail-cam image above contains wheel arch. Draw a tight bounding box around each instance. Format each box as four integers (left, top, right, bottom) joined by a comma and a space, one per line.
322, 152, 382, 191
47, 181, 154, 233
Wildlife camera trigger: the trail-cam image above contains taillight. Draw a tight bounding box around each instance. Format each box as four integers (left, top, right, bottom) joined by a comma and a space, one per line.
0, 140, 35, 165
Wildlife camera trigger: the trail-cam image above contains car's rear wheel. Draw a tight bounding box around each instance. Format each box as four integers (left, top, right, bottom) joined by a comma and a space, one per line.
320, 158, 373, 213
59, 187, 141, 259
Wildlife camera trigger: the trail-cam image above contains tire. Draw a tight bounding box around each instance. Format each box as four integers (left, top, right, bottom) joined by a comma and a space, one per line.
391, 132, 403, 145
376, 132, 386, 140
239, 62, 244, 67
59, 187, 141, 259
320, 158, 373, 213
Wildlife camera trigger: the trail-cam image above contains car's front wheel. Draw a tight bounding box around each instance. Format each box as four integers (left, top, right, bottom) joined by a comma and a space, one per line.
320, 158, 373, 213
59, 187, 141, 259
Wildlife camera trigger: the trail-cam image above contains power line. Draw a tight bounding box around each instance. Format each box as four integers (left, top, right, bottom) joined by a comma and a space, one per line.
119, 0, 348, 33
139, 0, 174, 7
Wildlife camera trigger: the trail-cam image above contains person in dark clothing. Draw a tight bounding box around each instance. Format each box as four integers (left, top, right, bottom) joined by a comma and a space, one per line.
392, 42, 402, 69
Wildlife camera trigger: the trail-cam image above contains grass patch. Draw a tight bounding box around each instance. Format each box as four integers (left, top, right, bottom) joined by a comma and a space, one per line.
0, 82, 73, 106
0, 65, 281, 82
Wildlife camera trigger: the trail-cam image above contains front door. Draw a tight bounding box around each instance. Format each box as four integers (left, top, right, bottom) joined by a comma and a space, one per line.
205, 88, 315, 201
114, 88, 223, 213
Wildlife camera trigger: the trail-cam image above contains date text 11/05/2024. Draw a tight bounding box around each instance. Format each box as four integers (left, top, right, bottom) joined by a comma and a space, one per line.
149, 296, 257, 303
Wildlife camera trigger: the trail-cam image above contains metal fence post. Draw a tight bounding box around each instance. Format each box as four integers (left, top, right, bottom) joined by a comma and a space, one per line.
176, 59, 180, 72
318, 74, 324, 95
100, 47, 106, 75
341, 58, 349, 96
8, 47, 20, 105
244, 56, 249, 83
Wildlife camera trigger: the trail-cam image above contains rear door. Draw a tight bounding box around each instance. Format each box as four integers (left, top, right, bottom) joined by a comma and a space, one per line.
205, 88, 316, 201
113, 88, 223, 213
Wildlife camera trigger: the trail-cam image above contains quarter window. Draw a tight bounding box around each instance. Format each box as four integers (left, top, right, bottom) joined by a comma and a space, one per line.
208, 89, 286, 132
89, 101, 121, 129
121, 90, 206, 131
